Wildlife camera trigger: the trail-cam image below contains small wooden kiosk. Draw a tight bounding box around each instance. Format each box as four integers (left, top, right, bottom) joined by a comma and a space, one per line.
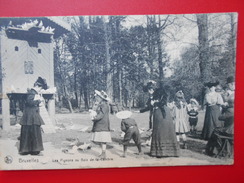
0, 17, 70, 131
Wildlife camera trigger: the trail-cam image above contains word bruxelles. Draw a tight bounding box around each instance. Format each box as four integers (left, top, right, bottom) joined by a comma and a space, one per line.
19, 158, 39, 163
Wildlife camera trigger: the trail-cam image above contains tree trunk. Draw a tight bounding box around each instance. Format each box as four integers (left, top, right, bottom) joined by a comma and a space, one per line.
103, 17, 113, 100
74, 66, 78, 108
196, 14, 211, 83
229, 13, 237, 69
157, 15, 164, 82
146, 15, 156, 79
63, 85, 73, 113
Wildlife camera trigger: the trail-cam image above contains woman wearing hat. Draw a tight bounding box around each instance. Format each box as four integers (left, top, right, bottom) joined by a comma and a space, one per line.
19, 77, 47, 155
150, 88, 180, 157
91, 90, 112, 158
140, 80, 157, 130
201, 81, 224, 140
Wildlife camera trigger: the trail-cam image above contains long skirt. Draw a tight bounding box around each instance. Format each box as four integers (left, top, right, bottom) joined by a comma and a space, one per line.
150, 107, 180, 157
19, 125, 44, 154
201, 105, 222, 140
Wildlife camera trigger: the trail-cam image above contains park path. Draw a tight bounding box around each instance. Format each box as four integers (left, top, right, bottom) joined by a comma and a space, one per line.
0, 112, 233, 170
0, 137, 228, 170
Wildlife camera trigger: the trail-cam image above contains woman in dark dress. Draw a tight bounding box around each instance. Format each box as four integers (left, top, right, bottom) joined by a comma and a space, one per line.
140, 80, 157, 130
150, 88, 180, 157
201, 81, 224, 140
19, 77, 47, 155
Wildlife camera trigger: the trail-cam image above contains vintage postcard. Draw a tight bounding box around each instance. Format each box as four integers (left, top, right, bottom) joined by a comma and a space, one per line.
0, 12, 237, 170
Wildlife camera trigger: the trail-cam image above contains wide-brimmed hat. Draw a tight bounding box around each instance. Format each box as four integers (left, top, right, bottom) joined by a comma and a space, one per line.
175, 90, 185, 98
94, 90, 111, 101
204, 81, 219, 88
116, 110, 132, 119
143, 80, 157, 92
35, 77, 48, 90
226, 76, 235, 84
190, 98, 199, 106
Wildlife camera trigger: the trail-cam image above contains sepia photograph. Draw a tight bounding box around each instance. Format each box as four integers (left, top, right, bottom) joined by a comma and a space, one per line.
0, 13, 237, 170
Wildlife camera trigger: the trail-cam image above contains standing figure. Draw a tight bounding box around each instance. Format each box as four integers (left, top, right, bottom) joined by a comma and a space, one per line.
116, 111, 142, 158
205, 95, 234, 158
187, 98, 199, 134
172, 90, 189, 149
150, 88, 180, 157
222, 76, 235, 104
19, 77, 48, 155
91, 90, 112, 158
140, 80, 157, 130
201, 81, 224, 140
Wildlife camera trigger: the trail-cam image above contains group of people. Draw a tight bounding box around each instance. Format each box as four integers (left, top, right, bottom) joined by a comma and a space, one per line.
203, 77, 235, 158
17, 76, 235, 159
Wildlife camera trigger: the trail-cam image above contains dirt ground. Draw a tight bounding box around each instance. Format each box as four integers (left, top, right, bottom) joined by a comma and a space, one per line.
0, 110, 233, 170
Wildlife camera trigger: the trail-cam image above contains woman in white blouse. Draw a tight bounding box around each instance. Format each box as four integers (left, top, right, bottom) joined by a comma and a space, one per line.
201, 81, 224, 140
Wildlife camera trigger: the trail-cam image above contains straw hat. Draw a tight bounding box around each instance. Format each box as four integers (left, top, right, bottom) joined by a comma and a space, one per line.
94, 90, 111, 101
190, 98, 199, 106
116, 111, 132, 119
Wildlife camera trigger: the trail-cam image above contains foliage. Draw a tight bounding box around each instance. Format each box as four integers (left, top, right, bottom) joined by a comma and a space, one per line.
53, 14, 237, 111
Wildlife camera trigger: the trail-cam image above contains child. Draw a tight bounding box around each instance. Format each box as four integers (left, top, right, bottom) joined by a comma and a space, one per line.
91, 90, 112, 158
116, 111, 142, 158
187, 98, 199, 134
172, 90, 189, 149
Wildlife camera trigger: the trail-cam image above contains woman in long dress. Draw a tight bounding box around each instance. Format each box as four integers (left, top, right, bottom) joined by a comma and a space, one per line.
150, 88, 180, 157
201, 81, 224, 140
19, 77, 47, 155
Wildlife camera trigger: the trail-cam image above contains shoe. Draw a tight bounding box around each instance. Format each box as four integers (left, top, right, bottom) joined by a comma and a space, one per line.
120, 154, 127, 158
183, 143, 187, 149
98, 152, 106, 159
31, 151, 43, 156
19, 152, 29, 156
138, 152, 144, 156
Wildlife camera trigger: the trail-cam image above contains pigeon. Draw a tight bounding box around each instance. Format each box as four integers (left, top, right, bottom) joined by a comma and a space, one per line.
41, 26, 45, 32
38, 20, 43, 28
49, 27, 55, 33
8, 21, 13, 27
120, 132, 125, 138
77, 142, 91, 151
33, 19, 38, 25
21, 23, 28, 30
45, 26, 50, 32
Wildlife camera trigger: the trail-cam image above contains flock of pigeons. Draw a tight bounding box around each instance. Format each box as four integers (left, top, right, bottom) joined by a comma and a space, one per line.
8, 19, 55, 33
